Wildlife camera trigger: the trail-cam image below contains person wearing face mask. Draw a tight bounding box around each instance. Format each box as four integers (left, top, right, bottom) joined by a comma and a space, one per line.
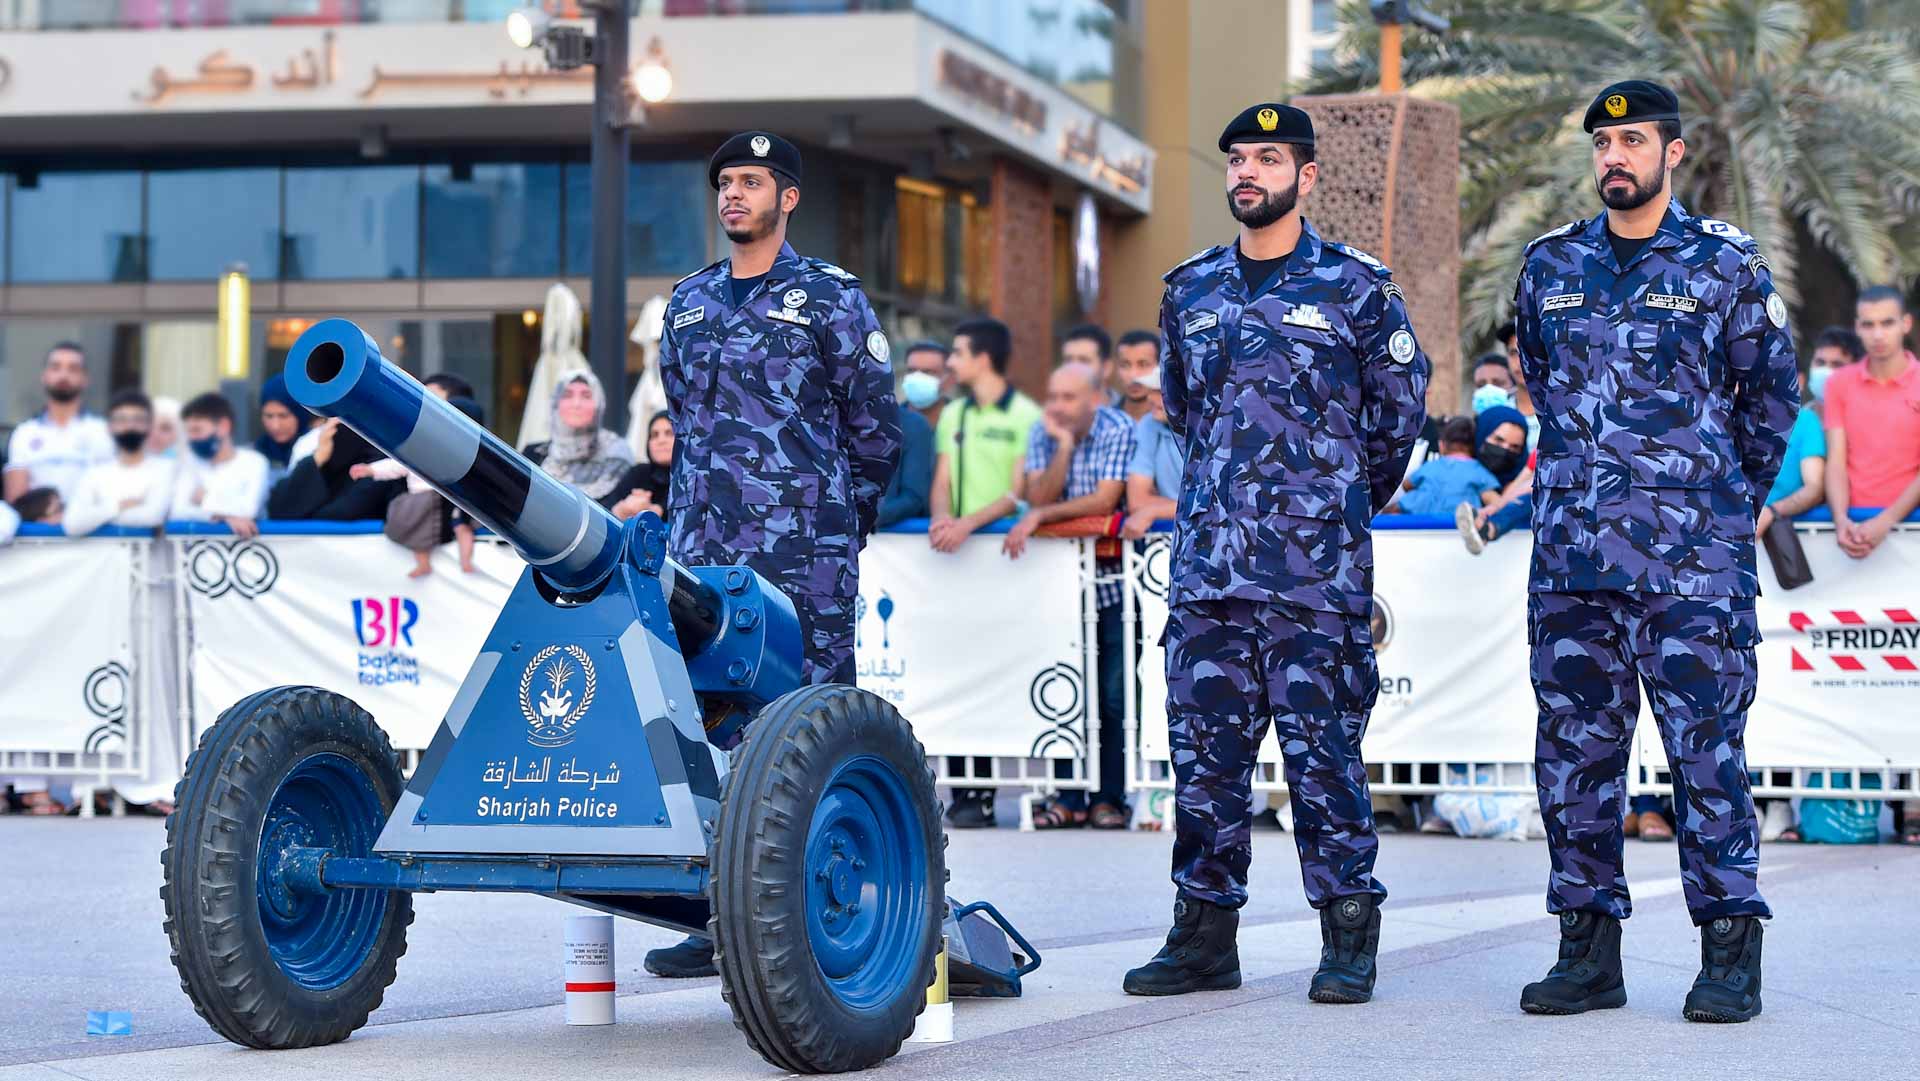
148, 396, 183, 459
3, 341, 113, 505
1456, 405, 1532, 553
170, 393, 268, 538
1471, 352, 1517, 415
876, 343, 941, 528
899, 338, 952, 425
64, 390, 175, 535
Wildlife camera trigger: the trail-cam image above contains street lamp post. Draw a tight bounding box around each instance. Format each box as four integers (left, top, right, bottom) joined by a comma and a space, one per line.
509, 0, 634, 434
590, 0, 631, 435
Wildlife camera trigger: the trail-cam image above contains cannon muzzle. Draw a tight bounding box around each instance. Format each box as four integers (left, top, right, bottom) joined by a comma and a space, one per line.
284, 319, 628, 596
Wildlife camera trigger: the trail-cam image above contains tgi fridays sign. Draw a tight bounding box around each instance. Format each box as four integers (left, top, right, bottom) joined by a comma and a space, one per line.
1788, 607, 1920, 685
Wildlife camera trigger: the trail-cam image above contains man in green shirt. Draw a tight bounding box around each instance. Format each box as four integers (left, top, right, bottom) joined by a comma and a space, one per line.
927, 317, 1043, 830
929, 317, 1043, 552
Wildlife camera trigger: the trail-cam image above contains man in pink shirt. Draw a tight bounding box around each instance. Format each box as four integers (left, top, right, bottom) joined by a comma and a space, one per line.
1825, 285, 1920, 559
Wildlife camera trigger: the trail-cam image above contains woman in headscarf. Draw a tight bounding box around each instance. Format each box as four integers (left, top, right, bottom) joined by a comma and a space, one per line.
524, 370, 635, 509
149, 396, 182, 459
255, 374, 315, 489
266, 418, 405, 520
609, 411, 674, 521
1456, 404, 1533, 550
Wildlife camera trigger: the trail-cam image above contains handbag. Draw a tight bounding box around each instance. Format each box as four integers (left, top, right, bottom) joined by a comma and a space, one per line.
1760, 512, 1813, 591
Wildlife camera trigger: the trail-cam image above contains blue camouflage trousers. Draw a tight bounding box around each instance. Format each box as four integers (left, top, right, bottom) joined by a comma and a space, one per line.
797, 593, 855, 685
1529, 590, 1771, 924
1164, 599, 1385, 910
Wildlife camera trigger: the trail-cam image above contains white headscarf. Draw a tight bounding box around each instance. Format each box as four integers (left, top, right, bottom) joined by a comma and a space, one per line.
541, 369, 633, 501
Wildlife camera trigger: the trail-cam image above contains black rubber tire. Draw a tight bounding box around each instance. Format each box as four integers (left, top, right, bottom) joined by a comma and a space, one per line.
161, 686, 413, 1049
709, 684, 945, 1074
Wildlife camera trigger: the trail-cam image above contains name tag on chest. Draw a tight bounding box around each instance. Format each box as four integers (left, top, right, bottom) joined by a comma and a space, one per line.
1644, 292, 1699, 313
1541, 293, 1584, 313
768, 307, 812, 327
1281, 303, 1333, 331
672, 307, 706, 330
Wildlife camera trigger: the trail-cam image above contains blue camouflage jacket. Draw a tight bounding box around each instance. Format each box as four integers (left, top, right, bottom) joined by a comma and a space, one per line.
660, 242, 902, 601
1158, 220, 1431, 617
1514, 202, 1800, 598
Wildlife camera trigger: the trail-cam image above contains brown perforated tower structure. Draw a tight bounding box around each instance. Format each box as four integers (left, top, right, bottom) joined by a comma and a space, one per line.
1292, 92, 1461, 415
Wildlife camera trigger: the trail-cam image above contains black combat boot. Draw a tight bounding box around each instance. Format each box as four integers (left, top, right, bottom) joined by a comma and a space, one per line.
1122, 895, 1241, 996
1520, 910, 1627, 1014
1683, 915, 1764, 1023
643, 934, 716, 978
1308, 894, 1381, 1004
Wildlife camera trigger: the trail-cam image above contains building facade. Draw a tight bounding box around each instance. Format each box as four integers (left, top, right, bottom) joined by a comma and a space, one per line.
0, 0, 1172, 438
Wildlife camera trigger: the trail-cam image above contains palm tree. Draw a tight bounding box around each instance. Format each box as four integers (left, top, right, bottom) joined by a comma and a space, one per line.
1304, 0, 1920, 339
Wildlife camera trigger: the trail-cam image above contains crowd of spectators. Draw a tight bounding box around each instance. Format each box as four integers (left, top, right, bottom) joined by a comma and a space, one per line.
6, 285, 1919, 836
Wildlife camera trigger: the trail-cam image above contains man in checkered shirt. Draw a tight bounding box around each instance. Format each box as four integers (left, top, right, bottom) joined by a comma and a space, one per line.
1003, 361, 1135, 830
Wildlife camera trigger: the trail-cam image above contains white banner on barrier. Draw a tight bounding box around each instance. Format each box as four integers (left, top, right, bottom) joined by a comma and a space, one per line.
181, 530, 1089, 760
182, 534, 521, 750
1135, 531, 1540, 768
853, 533, 1087, 760
1747, 528, 1920, 768
0, 539, 136, 755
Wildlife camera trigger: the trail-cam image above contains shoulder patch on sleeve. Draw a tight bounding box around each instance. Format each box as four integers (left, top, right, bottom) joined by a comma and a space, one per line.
1326, 240, 1390, 277
806, 258, 860, 284
1746, 251, 1771, 276
1693, 217, 1756, 247
673, 257, 724, 289
1381, 280, 1406, 304
1523, 219, 1584, 255
1162, 245, 1226, 283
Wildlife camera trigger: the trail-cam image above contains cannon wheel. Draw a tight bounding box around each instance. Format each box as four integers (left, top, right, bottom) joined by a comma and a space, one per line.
710, 684, 944, 1073
162, 686, 412, 1049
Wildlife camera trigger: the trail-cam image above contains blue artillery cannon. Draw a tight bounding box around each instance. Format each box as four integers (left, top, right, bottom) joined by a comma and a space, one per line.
161, 319, 945, 1073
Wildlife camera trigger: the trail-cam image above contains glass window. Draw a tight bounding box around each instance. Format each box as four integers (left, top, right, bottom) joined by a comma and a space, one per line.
562, 159, 708, 277
423, 163, 561, 278
10, 171, 144, 284
894, 177, 949, 299
148, 167, 281, 280
284, 165, 421, 280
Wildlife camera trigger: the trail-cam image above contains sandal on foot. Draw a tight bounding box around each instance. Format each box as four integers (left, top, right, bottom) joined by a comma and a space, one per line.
1090, 802, 1129, 830
1032, 801, 1087, 830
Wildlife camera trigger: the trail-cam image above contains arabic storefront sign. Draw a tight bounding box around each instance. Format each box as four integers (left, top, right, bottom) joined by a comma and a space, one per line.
130, 31, 589, 107
938, 49, 1047, 134
1060, 118, 1148, 195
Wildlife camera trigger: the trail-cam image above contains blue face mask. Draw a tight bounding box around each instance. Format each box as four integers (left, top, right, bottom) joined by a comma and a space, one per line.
1472, 384, 1514, 414
1808, 366, 1834, 403
188, 435, 222, 461
901, 371, 942, 410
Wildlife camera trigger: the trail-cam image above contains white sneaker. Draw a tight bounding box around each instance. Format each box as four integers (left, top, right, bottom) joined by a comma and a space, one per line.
1456, 502, 1488, 555
1759, 799, 1793, 843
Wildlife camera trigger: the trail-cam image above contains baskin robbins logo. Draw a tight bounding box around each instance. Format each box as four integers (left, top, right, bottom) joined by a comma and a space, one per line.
352, 597, 420, 687
520, 644, 597, 748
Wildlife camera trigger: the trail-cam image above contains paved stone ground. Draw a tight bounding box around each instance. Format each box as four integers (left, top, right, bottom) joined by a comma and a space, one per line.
2, 816, 1913, 1080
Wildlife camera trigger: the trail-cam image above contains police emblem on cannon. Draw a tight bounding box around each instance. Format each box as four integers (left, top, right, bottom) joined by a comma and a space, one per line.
161, 319, 945, 1073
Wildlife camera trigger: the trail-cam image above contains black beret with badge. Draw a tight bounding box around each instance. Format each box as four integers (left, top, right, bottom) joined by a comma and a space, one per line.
708, 130, 803, 189
1582, 79, 1681, 133
1218, 102, 1315, 152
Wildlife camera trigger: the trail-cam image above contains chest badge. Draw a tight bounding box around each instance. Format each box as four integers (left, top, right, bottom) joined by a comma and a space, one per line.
1183, 311, 1219, 335
1282, 303, 1332, 331
768, 307, 812, 327
1541, 292, 1584, 313
1644, 292, 1699, 313
672, 307, 706, 330
782, 287, 809, 309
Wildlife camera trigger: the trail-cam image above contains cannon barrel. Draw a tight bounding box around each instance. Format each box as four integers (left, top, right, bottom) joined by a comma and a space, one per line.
285, 320, 722, 638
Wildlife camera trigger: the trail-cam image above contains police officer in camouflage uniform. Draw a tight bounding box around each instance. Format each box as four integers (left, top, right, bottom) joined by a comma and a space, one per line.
1123, 103, 1429, 1004
1512, 82, 1798, 1023
644, 130, 902, 979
